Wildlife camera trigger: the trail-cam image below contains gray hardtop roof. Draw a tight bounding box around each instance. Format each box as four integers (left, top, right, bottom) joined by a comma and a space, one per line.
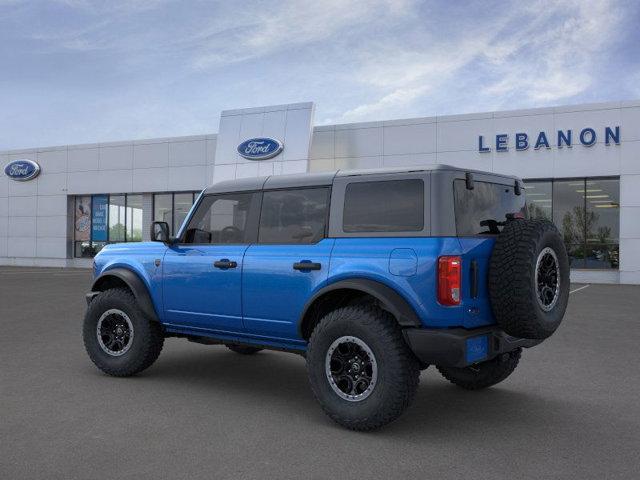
203, 165, 520, 195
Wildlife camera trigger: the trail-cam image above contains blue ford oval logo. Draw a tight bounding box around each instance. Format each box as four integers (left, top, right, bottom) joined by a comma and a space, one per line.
237, 137, 283, 160
4, 159, 41, 181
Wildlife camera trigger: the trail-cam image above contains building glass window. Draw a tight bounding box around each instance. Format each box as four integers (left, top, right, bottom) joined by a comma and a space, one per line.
524, 181, 552, 221
553, 180, 586, 269
174, 193, 195, 235
74, 196, 92, 257
126, 194, 143, 242
73, 193, 146, 258
154, 193, 173, 232
585, 179, 619, 269
152, 191, 199, 235
109, 195, 126, 242
524, 177, 619, 270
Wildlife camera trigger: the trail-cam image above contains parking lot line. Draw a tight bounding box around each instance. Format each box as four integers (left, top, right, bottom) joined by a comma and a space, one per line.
570, 284, 590, 294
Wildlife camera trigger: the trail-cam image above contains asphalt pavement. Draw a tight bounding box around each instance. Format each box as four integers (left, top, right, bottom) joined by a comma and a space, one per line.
1, 267, 639, 479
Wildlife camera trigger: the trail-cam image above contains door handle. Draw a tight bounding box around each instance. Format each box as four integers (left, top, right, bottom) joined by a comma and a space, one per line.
293, 261, 321, 271
214, 259, 237, 269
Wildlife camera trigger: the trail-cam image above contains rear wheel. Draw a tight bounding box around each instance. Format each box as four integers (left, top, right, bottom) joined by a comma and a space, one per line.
83, 288, 164, 377
307, 305, 420, 431
437, 348, 521, 390
226, 344, 263, 355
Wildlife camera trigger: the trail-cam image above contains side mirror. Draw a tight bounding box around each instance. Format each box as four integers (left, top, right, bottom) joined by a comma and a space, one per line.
151, 221, 170, 243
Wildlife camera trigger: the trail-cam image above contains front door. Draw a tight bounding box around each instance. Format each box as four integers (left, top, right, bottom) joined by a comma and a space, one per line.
242, 187, 332, 343
163, 192, 261, 334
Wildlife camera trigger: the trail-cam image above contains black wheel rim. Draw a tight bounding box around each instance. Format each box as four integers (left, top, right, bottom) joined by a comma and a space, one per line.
96, 309, 134, 356
535, 247, 560, 312
325, 336, 378, 402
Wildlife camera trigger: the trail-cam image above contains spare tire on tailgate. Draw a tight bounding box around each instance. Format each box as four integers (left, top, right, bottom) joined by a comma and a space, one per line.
488, 219, 569, 340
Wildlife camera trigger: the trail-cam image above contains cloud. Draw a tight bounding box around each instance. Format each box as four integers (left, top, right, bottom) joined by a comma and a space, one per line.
190, 0, 415, 70
481, 0, 622, 104
0, 0, 635, 149
334, 0, 626, 122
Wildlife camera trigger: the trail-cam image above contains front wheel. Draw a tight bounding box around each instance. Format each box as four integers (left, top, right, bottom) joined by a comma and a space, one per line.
83, 288, 164, 377
306, 305, 420, 431
437, 348, 521, 390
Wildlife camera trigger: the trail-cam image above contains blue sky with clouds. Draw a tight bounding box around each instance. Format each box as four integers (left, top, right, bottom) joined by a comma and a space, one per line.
1, 0, 639, 150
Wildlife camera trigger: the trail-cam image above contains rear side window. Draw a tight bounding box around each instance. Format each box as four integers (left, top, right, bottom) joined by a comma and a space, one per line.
454, 180, 526, 235
259, 188, 329, 244
343, 179, 424, 232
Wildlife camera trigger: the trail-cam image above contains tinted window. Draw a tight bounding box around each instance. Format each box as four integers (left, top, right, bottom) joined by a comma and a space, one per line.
183, 193, 258, 244
343, 179, 424, 232
259, 188, 329, 244
454, 180, 526, 235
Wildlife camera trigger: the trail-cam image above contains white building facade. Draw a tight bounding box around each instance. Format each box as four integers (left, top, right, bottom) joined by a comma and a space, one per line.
1, 100, 639, 284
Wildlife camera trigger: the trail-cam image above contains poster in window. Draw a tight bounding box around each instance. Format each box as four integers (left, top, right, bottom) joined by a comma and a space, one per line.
91, 195, 108, 242
75, 196, 91, 241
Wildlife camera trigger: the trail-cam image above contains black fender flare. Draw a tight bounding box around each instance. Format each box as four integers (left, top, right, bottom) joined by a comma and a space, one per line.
90, 268, 159, 322
299, 278, 422, 333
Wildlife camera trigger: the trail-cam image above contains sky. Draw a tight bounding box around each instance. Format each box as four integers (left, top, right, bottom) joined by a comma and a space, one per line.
1, 0, 639, 150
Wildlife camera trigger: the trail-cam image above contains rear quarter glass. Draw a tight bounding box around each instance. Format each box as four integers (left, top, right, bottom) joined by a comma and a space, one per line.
453, 180, 526, 236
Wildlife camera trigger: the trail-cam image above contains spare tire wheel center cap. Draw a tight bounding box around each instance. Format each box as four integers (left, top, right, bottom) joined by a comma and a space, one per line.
535, 246, 560, 312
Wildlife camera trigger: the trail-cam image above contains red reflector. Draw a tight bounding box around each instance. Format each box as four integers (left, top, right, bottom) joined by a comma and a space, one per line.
438, 256, 461, 306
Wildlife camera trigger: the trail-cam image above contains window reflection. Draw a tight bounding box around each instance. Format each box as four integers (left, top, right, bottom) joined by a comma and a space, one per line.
524, 181, 552, 221
108, 195, 126, 242
174, 193, 194, 235
74, 192, 150, 257
525, 178, 620, 270
126, 195, 143, 242
585, 179, 619, 269
154, 194, 172, 233
153, 192, 198, 235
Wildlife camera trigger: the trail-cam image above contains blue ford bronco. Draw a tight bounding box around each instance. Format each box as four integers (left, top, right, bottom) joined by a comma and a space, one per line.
83, 165, 569, 430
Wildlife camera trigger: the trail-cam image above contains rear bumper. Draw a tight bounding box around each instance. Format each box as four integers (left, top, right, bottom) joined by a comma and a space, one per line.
403, 326, 542, 368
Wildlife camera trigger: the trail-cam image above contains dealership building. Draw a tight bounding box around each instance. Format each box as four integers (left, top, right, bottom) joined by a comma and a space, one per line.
1, 100, 639, 284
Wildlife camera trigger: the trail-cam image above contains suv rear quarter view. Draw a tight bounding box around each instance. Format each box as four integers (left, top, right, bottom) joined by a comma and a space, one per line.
83, 165, 569, 430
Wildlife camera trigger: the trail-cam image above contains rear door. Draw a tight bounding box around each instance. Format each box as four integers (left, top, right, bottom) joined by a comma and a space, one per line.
162, 192, 260, 333
242, 187, 333, 343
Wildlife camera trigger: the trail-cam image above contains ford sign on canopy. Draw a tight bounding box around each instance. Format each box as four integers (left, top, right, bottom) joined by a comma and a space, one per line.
237, 138, 283, 160
4, 159, 41, 181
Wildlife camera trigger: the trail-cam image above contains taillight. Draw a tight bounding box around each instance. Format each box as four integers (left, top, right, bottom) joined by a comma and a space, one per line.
438, 256, 461, 306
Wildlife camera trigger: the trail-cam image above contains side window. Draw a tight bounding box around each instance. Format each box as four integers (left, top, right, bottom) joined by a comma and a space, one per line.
183, 193, 258, 244
259, 188, 329, 244
343, 179, 424, 232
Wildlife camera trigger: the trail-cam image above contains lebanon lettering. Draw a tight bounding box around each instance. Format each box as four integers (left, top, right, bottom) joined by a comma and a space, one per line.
478, 126, 620, 152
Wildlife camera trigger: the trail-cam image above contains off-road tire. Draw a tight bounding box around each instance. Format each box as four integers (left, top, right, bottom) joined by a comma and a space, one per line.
489, 219, 569, 339
437, 348, 521, 390
226, 344, 263, 355
83, 288, 164, 377
307, 305, 420, 431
